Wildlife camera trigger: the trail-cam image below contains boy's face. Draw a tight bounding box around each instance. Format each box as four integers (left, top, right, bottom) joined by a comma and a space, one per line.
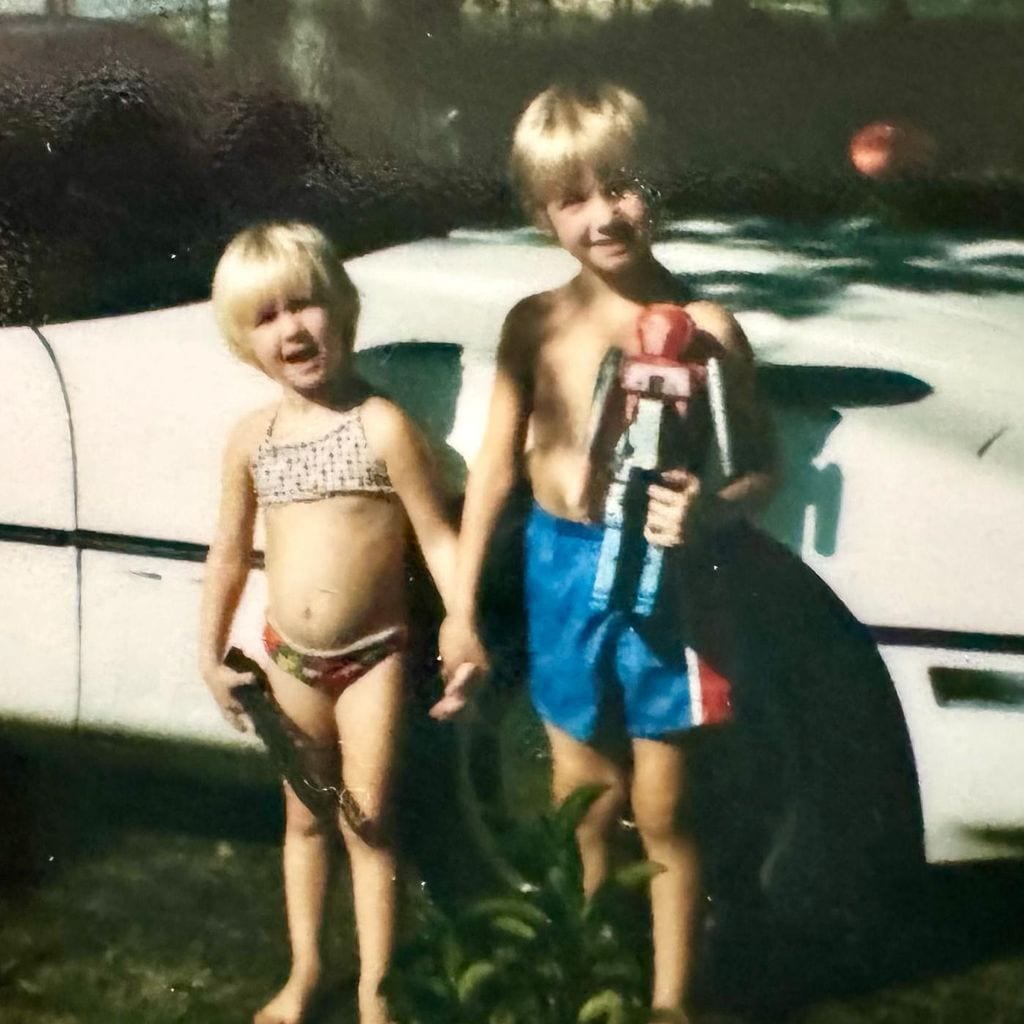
246, 288, 351, 394
542, 167, 652, 276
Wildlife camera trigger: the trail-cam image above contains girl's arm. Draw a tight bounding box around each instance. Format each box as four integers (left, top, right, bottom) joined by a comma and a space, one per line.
361, 396, 461, 611
362, 397, 483, 719
198, 413, 262, 731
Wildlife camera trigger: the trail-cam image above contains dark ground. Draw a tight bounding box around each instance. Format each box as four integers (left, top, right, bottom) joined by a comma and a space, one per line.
3, 720, 1024, 1024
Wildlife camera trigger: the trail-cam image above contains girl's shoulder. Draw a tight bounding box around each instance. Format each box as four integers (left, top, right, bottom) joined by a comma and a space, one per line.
358, 393, 408, 429
358, 395, 436, 474
226, 403, 278, 459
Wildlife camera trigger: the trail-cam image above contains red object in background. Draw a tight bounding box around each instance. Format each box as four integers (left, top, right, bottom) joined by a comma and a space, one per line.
849, 120, 937, 180
637, 303, 696, 362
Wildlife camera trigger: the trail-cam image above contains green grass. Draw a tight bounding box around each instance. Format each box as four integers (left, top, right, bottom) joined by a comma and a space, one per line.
0, 725, 357, 1023
1, 830, 300, 1024
3, 720, 1024, 1024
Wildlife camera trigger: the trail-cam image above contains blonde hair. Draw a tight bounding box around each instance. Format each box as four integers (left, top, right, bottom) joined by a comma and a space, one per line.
510, 83, 652, 221
211, 222, 359, 365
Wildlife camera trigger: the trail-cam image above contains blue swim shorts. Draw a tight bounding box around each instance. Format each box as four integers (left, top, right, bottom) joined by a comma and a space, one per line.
524, 502, 728, 742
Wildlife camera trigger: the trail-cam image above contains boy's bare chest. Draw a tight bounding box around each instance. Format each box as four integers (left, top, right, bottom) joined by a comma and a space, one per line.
532, 316, 637, 438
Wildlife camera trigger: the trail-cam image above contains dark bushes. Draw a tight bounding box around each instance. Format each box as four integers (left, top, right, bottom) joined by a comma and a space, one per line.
0, 16, 464, 326
2, 8, 1023, 326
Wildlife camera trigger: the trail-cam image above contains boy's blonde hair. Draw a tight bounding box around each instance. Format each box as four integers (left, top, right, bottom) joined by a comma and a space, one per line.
510, 83, 653, 222
211, 222, 360, 365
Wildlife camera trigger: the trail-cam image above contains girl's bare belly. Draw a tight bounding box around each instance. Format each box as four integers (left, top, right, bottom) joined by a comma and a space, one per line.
263, 494, 409, 650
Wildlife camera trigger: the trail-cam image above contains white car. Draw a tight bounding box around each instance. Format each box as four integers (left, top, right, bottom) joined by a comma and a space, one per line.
3, 218, 1023, 876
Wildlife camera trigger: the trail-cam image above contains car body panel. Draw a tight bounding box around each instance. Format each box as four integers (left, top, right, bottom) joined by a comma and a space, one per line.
77, 548, 266, 745
2, 221, 1023, 863
0, 327, 78, 724
883, 644, 1024, 862
41, 304, 275, 544
0, 542, 79, 725
0, 326, 75, 530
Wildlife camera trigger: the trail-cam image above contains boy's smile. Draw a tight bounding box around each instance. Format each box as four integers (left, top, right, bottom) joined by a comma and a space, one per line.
544, 169, 652, 276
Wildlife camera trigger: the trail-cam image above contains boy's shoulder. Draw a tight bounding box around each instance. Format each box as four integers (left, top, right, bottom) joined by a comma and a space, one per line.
683, 299, 753, 360
504, 285, 563, 329
500, 282, 576, 350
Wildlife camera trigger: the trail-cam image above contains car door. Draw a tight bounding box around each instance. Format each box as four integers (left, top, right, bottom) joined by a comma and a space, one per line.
43, 303, 274, 743
0, 325, 78, 725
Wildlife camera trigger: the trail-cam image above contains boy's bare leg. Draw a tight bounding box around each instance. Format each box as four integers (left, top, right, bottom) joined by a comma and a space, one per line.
335, 653, 404, 1024
632, 737, 698, 1016
256, 663, 340, 1024
544, 722, 628, 895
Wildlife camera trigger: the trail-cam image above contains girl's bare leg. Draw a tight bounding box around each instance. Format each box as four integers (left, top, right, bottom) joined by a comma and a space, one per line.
334, 653, 404, 1024
255, 662, 340, 1024
543, 722, 627, 896
631, 737, 697, 1016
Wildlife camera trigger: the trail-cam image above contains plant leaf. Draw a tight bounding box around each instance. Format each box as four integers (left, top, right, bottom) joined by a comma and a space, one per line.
578, 988, 625, 1023
466, 897, 551, 928
457, 960, 499, 1003
441, 931, 465, 984
491, 915, 538, 941
555, 783, 609, 836
611, 860, 667, 890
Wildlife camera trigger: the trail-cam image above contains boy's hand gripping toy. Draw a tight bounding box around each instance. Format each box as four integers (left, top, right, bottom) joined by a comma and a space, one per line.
582, 303, 734, 616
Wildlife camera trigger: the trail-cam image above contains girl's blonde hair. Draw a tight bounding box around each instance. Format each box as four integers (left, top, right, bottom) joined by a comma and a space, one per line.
211, 222, 360, 365
510, 83, 653, 222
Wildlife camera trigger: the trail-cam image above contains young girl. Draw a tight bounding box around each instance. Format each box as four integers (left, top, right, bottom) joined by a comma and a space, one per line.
199, 222, 475, 1024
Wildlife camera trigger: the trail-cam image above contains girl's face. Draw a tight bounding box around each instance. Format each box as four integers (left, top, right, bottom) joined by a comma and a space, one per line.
246, 290, 350, 395
543, 166, 653, 277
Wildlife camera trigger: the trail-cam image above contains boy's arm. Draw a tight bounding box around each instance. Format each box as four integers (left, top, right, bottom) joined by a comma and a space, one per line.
646, 302, 777, 546
198, 413, 261, 731
439, 301, 535, 673
700, 300, 777, 510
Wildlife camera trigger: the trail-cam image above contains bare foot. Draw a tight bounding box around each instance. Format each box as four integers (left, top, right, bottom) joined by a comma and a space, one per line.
253, 974, 320, 1024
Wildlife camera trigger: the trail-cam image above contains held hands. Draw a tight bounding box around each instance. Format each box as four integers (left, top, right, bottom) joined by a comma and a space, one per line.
201, 662, 255, 733
433, 615, 490, 720
645, 468, 711, 548
429, 661, 481, 721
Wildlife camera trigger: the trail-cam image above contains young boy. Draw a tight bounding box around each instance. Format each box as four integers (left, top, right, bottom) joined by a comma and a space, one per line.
440, 83, 776, 1017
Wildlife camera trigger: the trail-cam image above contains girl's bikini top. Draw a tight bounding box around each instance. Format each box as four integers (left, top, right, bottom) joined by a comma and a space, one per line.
252, 406, 395, 507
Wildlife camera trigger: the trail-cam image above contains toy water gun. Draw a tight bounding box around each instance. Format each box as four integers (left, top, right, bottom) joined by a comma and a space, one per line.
582, 303, 734, 617
224, 646, 381, 845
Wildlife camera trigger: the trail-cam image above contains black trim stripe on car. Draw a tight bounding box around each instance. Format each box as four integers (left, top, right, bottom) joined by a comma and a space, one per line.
0, 523, 264, 569
870, 626, 1024, 657
0, 521, 1018, 654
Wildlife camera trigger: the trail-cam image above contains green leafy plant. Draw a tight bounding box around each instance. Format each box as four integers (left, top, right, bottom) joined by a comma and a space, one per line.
384, 784, 686, 1024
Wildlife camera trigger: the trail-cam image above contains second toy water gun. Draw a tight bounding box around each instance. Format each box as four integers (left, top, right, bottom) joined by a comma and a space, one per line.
582, 303, 734, 616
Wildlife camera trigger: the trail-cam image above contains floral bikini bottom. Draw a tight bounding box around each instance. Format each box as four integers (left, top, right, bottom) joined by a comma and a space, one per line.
262, 620, 407, 697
